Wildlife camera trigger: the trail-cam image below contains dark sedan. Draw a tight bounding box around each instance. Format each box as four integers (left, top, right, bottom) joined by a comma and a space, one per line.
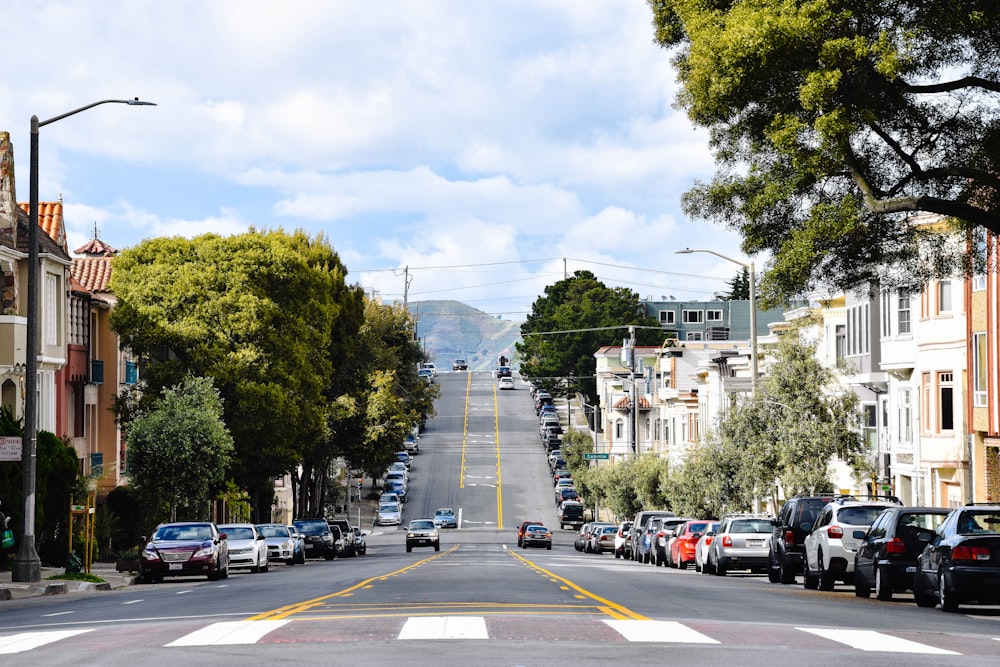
139, 521, 229, 583
853, 506, 949, 600
913, 505, 1000, 611
522, 524, 552, 550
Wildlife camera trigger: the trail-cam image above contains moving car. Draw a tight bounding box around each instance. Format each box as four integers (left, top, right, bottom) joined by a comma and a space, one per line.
139, 521, 229, 583
218, 523, 269, 573
853, 506, 949, 600
434, 508, 459, 529
257, 523, 301, 565
498, 377, 515, 390
452, 359, 468, 371
293, 518, 338, 560
913, 505, 1000, 612
406, 519, 441, 552
705, 515, 769, 575
375, 502, 403, 526
522, 524, 552, 550
518, 519, 543, 547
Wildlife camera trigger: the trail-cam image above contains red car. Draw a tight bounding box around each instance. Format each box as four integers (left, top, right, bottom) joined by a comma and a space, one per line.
139, 521, 229, 583
669, 520, 714, 570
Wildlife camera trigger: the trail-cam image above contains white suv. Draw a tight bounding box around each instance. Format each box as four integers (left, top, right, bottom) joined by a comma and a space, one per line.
803, 496, 901, 591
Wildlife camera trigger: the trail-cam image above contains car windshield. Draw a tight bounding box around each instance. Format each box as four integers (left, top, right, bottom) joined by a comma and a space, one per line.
154, 524, 212, 541
957, 511, 1000, 534
410, 520, 435, 530
221, 527, 254, 540
527, 525, 548, 533
436, 509, 454, 516
258, 525, 289, 538
897, 512, 947, 531
838, 506, 889, 526
379, 504, 399, 513
600, 526, 617, 535
730, 519, 772, 534
293, 520, 329, 535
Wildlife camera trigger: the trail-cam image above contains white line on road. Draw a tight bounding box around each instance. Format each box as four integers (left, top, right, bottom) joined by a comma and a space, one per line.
798, 628, 960, 654
605, 620, 719, 644
398, 616, 489, 640
165, 620, 289, 646
0, 629, 94, 654
122, 599, 143, 605
41, 611, 75, 617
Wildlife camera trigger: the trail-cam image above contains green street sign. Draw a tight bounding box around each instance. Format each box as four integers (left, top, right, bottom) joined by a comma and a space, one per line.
584, 453, 610, 460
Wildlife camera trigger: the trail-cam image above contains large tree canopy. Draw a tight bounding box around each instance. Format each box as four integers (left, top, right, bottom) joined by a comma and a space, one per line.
517, 271, 661, 402
649, 0, 1000, 303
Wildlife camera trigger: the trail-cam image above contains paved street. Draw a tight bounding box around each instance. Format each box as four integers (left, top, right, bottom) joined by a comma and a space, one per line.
1, 371, 998, 665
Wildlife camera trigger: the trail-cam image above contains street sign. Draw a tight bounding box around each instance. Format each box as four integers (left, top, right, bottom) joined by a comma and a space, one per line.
0, 436, 21, 461
584, 453, 609, 460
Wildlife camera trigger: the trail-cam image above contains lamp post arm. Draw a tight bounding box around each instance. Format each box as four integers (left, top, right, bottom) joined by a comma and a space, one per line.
38, 98, 156, 128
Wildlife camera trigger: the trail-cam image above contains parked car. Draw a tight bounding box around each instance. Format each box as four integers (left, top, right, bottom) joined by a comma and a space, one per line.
406, 519, 441, 552
557, 501, 585, 530
352, 527, 367, 555
433, 508, 458, 529
574, 523, 593, 551
452, 359, 468, 371
637, 517, 664, 565
139, 521, 229, 583
384, 479, 407, 503
553, 469, 573, 485
555, 486, 581, 506
913, 505, 1000, 611
655, 518, 692, 567
418, 368, 434, 383
380, 492, 401, 505
522, 524, 553, 550
588, 524, 619, 554
668, 520, 714, 570
498, 377, 516, 390
257, 523, 300, 565
496, 366, 512, 378
218, 523, 269, 573
768, 495, 836, 583
293, 518, 338, 560
404, 434, 420, 454
395, 451, 413, 469
705, 515, 770, 576
328, 518, 357, 557
694, 528, 715, 573
629, 510, 676, 563
420, 362, 437, 377
286, 524, 306, 564
375, 502, 403, 526
853, 507, 949, 600
614, 521, 633, 559
582, 523, 612, 553
803, 496, 902, 591
518, 519, 543, 547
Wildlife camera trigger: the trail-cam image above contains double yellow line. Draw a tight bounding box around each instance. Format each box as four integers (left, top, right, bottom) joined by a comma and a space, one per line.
457, 371, 504, 529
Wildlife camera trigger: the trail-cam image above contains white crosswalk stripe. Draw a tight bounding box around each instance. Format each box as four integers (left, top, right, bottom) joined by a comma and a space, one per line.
398, 616, 489, 639
164, 620, 288, 646
0, 629, 93, 654
605, 620, 719, 643
798, 627, 960, 655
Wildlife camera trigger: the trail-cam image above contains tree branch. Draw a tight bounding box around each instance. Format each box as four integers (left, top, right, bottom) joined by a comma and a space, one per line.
903, 76, 1000, 94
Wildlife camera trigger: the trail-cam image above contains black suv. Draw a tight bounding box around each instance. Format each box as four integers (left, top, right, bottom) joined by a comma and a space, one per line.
327, 518, 356, 557
558, 501, 585, 530
293, 518, 337, 560
768, 495, 836, 583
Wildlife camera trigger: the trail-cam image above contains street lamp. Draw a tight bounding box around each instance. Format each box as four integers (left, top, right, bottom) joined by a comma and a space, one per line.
675, 248, 758, 393
12, 98, 155, 583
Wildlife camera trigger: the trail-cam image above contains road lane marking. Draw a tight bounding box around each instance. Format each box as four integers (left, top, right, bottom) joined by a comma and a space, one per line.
165, 620, 288, 646
248, 546, 460, 621
0, 629, 93, 654
797, 628, 960, 654
493, 382, 503, 530
122, 599, 143, 605
398, 616, 489, 640
460, 370, 472, 488
41, 611, 74, 617
508, 550, 647, 621
606, 620, 719, 643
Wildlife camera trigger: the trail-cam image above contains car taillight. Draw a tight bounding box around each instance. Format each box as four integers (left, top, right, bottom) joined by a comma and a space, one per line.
784, 530, 794, 546
705, 536, 713, 545
827, 525, 843, 539
885, 537, 906, 554
721, 535, 732, 547
952, 545, 991, 561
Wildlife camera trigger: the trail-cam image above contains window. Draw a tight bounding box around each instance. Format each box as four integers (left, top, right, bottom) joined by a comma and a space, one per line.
835, 325, 846, 364
881, 291, 891, 338
615, 419, 624, 440
862, 404, 877, 449
921, 372, 932, 434
659, 310, 675, 325
685, 331, 704, 341
706, 309, 723, 322
898, 388, 912, 444
938, 372, 954, 431
973, 332, 988, 407
682, 310, 703, 324
936, 280, 952, 314
897, 291, 911, 334
972, 227, 987, 292
847, 303, 870, 355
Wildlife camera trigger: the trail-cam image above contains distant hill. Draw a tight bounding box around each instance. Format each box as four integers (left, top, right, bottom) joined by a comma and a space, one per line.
407, 300, 523, 372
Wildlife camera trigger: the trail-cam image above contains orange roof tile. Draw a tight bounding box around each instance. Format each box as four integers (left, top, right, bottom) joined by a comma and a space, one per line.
70, 256, 114, 293
612, 396, 652, 410
75, 237, 118, 256
18, 200, 66, 252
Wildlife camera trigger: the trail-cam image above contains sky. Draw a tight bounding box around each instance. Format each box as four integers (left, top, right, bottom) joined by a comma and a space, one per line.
1, 0, 752, 319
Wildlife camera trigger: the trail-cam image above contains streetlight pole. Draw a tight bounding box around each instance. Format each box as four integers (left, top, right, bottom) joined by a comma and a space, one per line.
12, 98, 155, 583
675, 248, 758, 393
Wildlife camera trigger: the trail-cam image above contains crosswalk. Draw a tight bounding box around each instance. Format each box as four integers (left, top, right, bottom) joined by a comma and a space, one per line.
1, 617, 994, 655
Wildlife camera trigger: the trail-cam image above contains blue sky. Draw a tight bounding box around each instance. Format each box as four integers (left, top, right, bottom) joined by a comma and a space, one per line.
2, 1, 750, 319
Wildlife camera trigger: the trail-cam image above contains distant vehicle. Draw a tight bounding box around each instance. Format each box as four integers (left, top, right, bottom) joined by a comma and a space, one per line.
404, 433, 420, 454
418, 368, 434, 383
522, 524, 552, 550
406, 519, 441, 552
352, 527, 367, 555
327, 518, 357, 557
587, 524, 618, 554
498, 377, 515, 390
420, 362, 437, 376
518, 520, 543, 547
375, 502, 402, 526
218, 523, 269, 573
557, 501, 585, 530
434, 508, 458, 529
293, 518, 338, 560
496, 366, 512, 378
452, 359, 468, 371
257, 523, 301, 565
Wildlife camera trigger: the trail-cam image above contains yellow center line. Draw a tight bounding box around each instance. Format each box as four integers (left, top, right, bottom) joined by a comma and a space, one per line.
508, 549, 648, 621
459, 370, 471, 488
247, 546, 459, 621
494, 381, 503, 530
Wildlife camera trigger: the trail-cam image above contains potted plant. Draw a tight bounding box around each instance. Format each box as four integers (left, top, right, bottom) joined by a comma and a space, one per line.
115, 548, 141, 573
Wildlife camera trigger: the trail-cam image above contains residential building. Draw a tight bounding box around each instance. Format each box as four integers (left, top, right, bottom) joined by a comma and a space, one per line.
968, 228, 999, 502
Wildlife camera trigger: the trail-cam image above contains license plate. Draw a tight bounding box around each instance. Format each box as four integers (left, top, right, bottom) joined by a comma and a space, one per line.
169, 563, 182, 571
906, 566, 916, 573
747, 539, 764, 547
304, 544, 313, 549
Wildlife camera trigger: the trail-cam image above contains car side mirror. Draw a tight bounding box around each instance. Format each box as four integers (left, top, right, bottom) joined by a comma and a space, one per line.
257, 534, 265, 540
800, 522, 812, 533
852, 530, 866, 540
220, 533, 228, 540
770, 518, 780, 527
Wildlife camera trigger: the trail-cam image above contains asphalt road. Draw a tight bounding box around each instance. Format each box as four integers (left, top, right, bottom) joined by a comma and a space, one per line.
1, 371, 998, 665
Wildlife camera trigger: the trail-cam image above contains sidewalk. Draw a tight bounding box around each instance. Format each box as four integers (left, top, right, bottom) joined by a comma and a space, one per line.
0, 561, 137, 601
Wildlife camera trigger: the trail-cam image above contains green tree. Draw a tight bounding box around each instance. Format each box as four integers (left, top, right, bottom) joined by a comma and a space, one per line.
111, 230, 359, 519
127, 376, 234, 521
648, 1, 1000, 303
517, 271, 661, 402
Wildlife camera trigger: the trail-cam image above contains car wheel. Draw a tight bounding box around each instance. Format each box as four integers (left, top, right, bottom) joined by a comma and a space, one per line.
854, 570, 871, 598
406, 545, 412, 553
714, 562, 726, 576
434, 541, 440, 552
615, 549, 621, 559
260, 554, 269, 573
285, 558, 295, 566
767, 555, 781, 583
817, 551, 835, 591
695, 560, 701, 573
914, 577, 938, 608
803, 560, 819, 590
938, 571, 958, 612
251, 563, 260, 574
779, 555, 796, 585
874, 565, 892, 601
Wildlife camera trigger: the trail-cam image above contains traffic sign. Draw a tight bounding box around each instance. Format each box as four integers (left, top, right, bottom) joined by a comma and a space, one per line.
0, 436, 21, 461
584, 453, 609, 460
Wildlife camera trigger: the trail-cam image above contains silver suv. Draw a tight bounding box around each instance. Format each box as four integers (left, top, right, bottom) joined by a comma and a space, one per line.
803, 495, 901, 591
